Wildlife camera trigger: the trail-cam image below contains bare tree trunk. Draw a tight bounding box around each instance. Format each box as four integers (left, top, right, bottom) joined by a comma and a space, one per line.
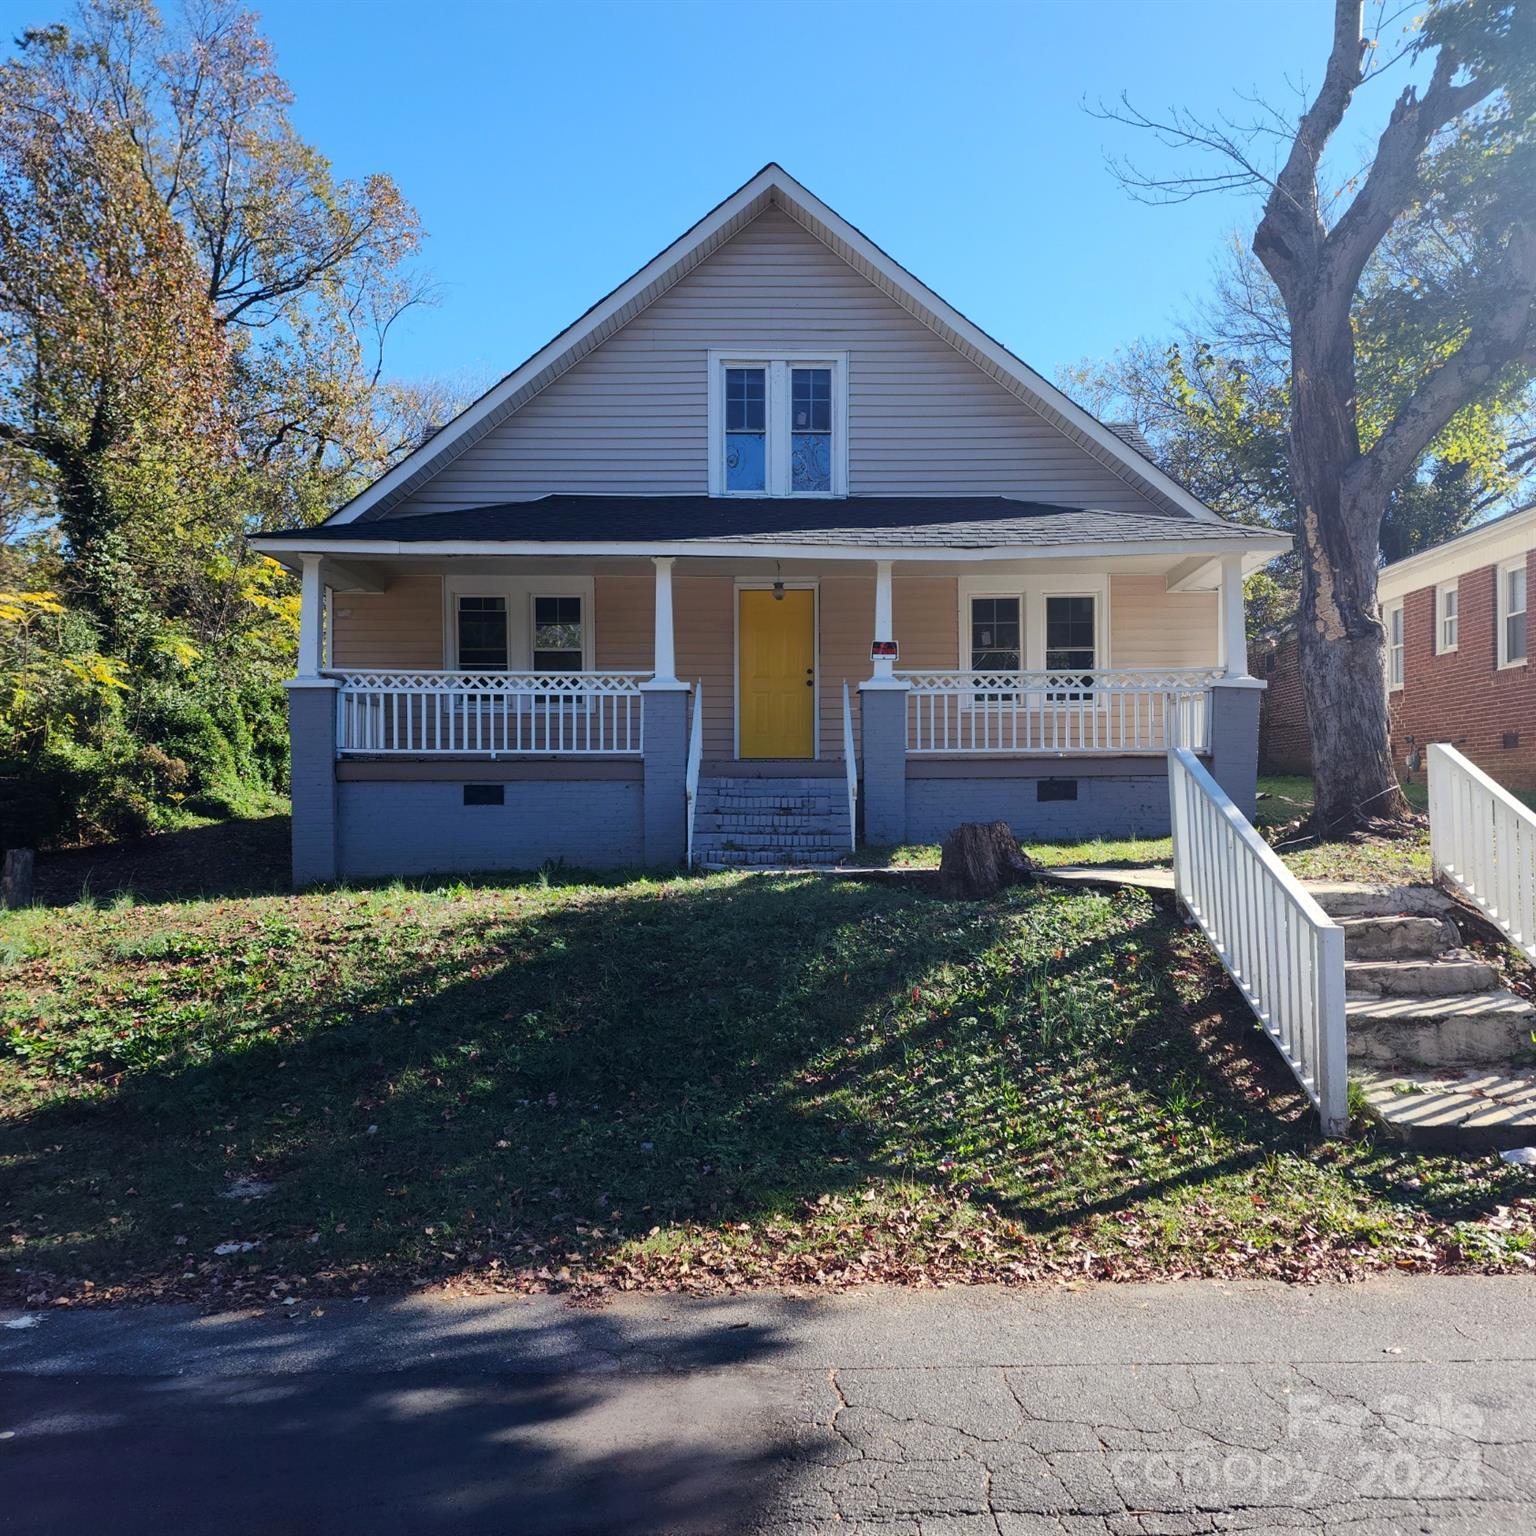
1286, 333, 1409, 831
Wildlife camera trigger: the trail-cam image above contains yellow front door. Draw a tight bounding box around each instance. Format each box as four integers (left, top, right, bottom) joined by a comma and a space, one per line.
738, 588, 815, 758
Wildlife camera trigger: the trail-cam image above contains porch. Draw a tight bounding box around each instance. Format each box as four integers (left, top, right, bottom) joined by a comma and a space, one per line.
273, 542, 1269, 882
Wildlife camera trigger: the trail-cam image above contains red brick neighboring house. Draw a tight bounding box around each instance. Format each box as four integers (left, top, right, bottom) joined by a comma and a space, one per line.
1248, 622, 1312, 774
1380, 504, 1534, 791
1249, 504, 1535, 790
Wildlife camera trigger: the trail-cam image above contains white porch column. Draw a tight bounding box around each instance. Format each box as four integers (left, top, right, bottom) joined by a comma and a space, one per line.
297, 555, 325, 678
650, 555, 678, 684
1220, 554, 1249, 679
872, 558, 895, 681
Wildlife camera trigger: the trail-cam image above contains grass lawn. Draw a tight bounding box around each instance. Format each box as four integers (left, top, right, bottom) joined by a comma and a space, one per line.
3, 818, 1533, 1308
862, 774, 1439, 886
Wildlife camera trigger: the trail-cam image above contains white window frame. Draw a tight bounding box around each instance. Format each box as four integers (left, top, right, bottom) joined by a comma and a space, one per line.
957, 574, 1111, 707
1435, 582, 1458, 655
1498, 557, 1528, 669
707, 350, 848, 498
442, 575, 596, 673
1385, 600, 1404, 691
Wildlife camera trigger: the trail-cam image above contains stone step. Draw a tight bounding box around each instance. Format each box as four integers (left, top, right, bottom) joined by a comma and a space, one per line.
1339, 914, 1459, 961
696, 777, 844, 796
695, 797, 836, 817
695, 811, 850, 832
1306, 881, 1456, 920
699, 848, 846, 869
1346, 990, 1536, 1069
694, 832, 847, 852
1344, 954, 1502, 997
1354, 1067, 1536, 1151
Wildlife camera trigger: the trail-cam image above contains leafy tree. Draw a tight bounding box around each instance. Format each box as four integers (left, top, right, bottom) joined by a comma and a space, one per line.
0, 0, 448, 841
1098, 0, 1536, 832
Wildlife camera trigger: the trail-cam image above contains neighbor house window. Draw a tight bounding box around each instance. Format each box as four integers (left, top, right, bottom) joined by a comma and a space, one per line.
532, 595, 584, 672
456, 595, 508, 671
710, 352, 847, 496
1436, 583, 1458, 653
1386, 602, 1404, 689
1500, 560, 1528, 667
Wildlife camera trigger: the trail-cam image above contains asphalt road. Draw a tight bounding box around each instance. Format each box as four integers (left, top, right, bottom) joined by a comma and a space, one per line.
3, 1277, 1534, 1535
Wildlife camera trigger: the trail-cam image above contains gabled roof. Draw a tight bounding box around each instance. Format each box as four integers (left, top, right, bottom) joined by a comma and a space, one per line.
327, 164, 1228, 527
1377, 501, 1536, 600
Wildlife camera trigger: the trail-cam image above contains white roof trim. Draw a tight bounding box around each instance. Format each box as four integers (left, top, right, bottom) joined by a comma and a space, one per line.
1377, 503, 1536, 600
327, 165, 1228, 527
253, 532, 1288, 568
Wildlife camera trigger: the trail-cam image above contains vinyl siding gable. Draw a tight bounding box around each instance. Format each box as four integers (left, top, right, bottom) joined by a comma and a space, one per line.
385, 208, 1172, 517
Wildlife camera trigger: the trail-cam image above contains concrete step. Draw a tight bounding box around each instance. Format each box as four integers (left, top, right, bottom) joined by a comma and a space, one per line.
1344, 954, 1502, 997
694, 832, 847, 851
1306, 881, 1456, 920
696, 777, 843, 797
694, 810, 850, 832
1346, 990, 1536, 1068
1339, 914, 1459, 961
699, 848, 846, 869
1354, 1067, 1536, 1151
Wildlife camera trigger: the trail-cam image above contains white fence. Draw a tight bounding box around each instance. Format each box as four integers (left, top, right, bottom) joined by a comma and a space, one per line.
1168, 748, 1349, 1135
330, 670, 647, 755
1429, 743, 1536, 962
901, 669, 1220, 755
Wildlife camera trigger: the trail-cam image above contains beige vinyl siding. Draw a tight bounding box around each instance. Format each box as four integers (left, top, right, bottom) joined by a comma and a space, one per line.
674, 577, 736, 759
331, 575, 444, 668
593, 576, 653, 670
1109, 574, 1219, 668
893, 577, 960, 669
388, 209, 1169, 517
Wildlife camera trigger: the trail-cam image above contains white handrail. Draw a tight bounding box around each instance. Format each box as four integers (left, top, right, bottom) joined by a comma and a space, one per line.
899, 669, 1220, 754
1429, 743, 1536, 961
841, 681, 858, 852
1168, 747, 1349, 1136
684, 681, 704, 868
329, 669, 647, 756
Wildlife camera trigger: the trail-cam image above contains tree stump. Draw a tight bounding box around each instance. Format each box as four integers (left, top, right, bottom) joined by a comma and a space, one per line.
2, 849, 34, 910
937, 822, 1037, 900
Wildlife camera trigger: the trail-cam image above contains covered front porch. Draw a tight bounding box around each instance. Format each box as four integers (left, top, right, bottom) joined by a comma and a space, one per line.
270, 538, 1271, 882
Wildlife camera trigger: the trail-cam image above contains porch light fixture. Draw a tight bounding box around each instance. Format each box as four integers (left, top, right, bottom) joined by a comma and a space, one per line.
772, 563, 785, 601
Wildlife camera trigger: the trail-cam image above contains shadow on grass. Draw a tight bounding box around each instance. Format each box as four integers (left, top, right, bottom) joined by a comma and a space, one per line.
3, 871, 1532, 1300
33, 816, 293, 906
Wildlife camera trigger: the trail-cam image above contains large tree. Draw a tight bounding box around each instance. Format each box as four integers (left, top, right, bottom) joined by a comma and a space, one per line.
1101, 0, 1536, 832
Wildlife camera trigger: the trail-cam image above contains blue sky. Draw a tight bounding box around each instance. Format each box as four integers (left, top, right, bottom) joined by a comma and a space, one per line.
4, 0, 1423, 392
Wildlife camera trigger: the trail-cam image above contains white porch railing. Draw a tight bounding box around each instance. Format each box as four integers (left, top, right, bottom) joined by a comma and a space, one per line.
1429, 743, 1536, 962
330, 670, 647, 756
685, 681, 704, 867
1169, 747, 1349, 1136
900, 669, 1221, 754
841, 682, 858, 851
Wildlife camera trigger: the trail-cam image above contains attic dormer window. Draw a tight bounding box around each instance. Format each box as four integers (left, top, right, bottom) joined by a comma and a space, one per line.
709, 351, 847, 496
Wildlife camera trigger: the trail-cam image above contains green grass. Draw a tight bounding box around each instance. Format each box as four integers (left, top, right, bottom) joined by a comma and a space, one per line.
4, 833, 1533, 1306
861, 775, 1438, 886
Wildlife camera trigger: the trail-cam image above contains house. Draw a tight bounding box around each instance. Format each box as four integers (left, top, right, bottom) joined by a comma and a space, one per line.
1248, 621, 1312, 775
1251, 504, 1535, 792
1380, 503, 1534, 791
252, 165, 1285, 885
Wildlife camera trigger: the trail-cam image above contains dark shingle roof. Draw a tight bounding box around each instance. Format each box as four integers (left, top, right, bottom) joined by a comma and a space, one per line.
258, 496, 1269, 550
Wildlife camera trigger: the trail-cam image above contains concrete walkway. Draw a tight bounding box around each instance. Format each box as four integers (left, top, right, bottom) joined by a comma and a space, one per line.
4, 1277, 1535, 1534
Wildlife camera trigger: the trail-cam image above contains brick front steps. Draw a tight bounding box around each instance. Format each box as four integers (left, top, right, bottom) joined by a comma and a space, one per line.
692, 776, 851, 870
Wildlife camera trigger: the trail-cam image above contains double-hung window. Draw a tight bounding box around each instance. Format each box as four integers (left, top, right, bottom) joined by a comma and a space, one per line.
1436, 583, 1458, 654
1045, 595, 1097, 697
449, 584, 592, 674
456, 596, 509, 671
1499, 559, 1528, 668
710, 353, 847, 496
1386, 602, 1404, 689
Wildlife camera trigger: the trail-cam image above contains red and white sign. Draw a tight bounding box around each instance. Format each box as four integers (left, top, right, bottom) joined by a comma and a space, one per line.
870, 639, 899, 661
